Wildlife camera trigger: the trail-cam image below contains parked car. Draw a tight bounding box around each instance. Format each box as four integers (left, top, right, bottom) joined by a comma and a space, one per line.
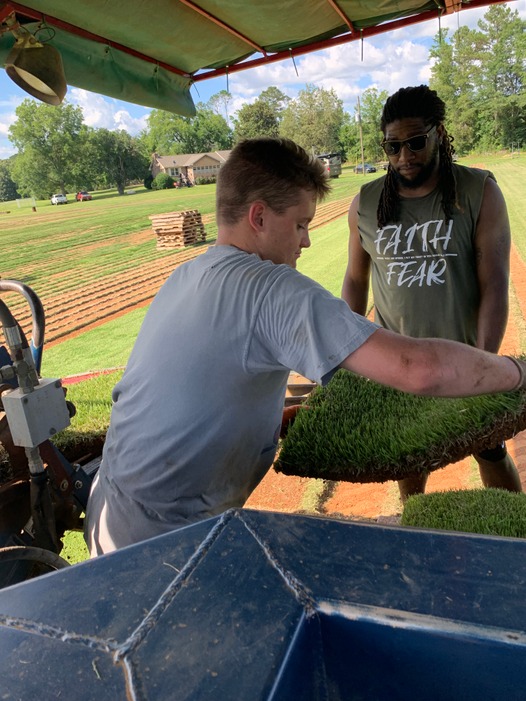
50, 193, 68, 205
317, 153, 342, 178
354, 163, 377, 174
76, 191, 92, 201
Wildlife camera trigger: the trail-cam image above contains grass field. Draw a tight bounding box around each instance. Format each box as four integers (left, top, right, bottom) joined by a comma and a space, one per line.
1, 152, 524, 380
3, 152, 526, 562
460, 153, 526, 258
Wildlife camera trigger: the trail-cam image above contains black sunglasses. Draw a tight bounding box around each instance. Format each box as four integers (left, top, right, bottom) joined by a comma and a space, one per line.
381, 125, 436, 157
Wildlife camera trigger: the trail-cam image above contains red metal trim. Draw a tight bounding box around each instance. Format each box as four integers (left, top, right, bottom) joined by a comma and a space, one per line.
0, 3, 16, 25
179, 0, 266, 54
4, 1, 191, 77
325, 0, 356, 33
444, 0, 463, 12
192, 0, 507, 81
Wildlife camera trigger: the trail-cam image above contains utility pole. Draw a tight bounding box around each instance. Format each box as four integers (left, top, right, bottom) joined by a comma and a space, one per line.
357, 94, 365, 175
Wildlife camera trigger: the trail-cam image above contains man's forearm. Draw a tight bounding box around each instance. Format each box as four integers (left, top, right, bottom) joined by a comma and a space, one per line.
477, 294, 509, 353
342, 329, 521, 398
342, 278, 369, 315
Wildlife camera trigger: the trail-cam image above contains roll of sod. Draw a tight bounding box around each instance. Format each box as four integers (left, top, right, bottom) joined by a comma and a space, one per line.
275, 370, 526, 483
401, 489, 526, 538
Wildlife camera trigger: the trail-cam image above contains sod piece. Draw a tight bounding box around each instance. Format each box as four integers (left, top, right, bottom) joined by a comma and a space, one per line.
275, 370, 526, 483
401, 489, 526, 539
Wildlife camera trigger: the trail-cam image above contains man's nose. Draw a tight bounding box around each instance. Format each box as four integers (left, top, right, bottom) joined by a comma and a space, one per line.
301, 231, 311, 248
398, 143, 415, 162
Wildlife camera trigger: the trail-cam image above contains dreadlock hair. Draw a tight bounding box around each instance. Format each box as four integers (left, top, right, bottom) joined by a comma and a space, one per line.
377, 85, 457, 229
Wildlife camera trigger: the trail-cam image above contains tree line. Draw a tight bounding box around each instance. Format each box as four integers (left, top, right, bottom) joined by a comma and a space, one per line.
1, 4, 524, 201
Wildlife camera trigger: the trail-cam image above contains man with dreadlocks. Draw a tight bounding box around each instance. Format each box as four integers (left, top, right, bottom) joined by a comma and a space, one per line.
342, 84, 522, 501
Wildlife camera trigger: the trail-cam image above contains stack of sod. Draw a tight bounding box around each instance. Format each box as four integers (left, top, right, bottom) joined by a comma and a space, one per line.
401, 489, 526, 538
276, 369, 526, 483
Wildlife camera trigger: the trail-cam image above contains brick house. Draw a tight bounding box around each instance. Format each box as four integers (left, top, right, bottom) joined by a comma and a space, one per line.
150, 150, 231, 184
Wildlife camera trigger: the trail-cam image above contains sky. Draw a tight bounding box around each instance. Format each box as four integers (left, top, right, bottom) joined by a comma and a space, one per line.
0, 1, 524, 159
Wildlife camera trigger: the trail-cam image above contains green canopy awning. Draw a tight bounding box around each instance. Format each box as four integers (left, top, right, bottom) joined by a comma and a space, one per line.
0, 0, 509, 115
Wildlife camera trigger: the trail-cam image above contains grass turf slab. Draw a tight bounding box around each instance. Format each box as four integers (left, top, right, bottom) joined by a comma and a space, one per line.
275, 370, 526, 483
401, 488, 526, 538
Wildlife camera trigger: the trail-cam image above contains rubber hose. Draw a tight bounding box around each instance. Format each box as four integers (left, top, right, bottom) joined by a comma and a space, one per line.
0, 545, 70, 570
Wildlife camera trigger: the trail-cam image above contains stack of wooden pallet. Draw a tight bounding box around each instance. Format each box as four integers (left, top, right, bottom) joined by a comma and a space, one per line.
149, 209, 206, 249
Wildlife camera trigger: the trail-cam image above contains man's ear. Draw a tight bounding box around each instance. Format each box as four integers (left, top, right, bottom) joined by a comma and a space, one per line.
248, 201, 266, 231
437, 123, 446, 143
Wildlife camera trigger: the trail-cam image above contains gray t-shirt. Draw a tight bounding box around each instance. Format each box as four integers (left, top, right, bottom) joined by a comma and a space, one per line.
88, 245, 377, 545
358, 164, 492, 345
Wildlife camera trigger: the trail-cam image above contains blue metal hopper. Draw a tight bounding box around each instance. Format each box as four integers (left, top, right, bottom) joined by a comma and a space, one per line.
0, 509, 525, 700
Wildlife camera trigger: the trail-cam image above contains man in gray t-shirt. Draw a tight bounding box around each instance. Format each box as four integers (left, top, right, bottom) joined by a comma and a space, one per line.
342, 85, 522, 501
85, 137, 526, 556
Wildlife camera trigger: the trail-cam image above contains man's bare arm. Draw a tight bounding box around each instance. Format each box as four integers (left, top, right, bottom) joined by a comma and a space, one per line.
475, 177, 511, 353
341, 194, 371, 315
340, 327, 521, 398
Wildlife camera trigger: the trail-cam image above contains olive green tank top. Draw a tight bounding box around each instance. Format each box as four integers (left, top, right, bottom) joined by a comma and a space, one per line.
358, 164, 494, 345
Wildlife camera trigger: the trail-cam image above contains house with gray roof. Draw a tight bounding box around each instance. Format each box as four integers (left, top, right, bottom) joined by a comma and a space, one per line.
150, 150, 231, 184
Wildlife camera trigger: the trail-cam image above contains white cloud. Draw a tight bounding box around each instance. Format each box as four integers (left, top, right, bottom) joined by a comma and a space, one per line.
0, 109, 18, 157
113, 108, 148, 134
0, 117, 13, 137
0, 95, 24, 109
69, 88, 149, 134
0, 144, 15, 159
229, 34, 432, 115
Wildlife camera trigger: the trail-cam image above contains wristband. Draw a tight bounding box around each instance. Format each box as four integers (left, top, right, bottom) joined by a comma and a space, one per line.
505, 355, 525, 391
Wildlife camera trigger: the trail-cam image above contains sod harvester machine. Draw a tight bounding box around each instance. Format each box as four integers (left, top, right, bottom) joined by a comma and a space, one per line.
0, 280, 95, 587
1, 2, 525, 696
1, 280, 526, 701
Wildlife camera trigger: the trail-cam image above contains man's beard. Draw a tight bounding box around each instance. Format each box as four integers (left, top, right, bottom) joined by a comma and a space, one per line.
393, 143, 440, 190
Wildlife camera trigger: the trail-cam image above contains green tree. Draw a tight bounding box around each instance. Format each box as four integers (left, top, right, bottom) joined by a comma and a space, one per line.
338, 114, 360, 163
428, 28, 457, 111
140, 109, 192, 155
430, 25, 484, 154
140, 106, 232, 156
355, 88, 389, 163
233, 100, 280, 141
476, 5, 526, 149
207, 90, 233, 125
258, 87, 290, 122
478, 5, 526, 98
279, 84, 345, 154
8, 100, 89, 198
87, 129, 149, 195
0, 157, 19, 202
186, 107, 233, 152
498, 94, 526, 148
233, 86, 290, 141
429, 5, 526, 153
